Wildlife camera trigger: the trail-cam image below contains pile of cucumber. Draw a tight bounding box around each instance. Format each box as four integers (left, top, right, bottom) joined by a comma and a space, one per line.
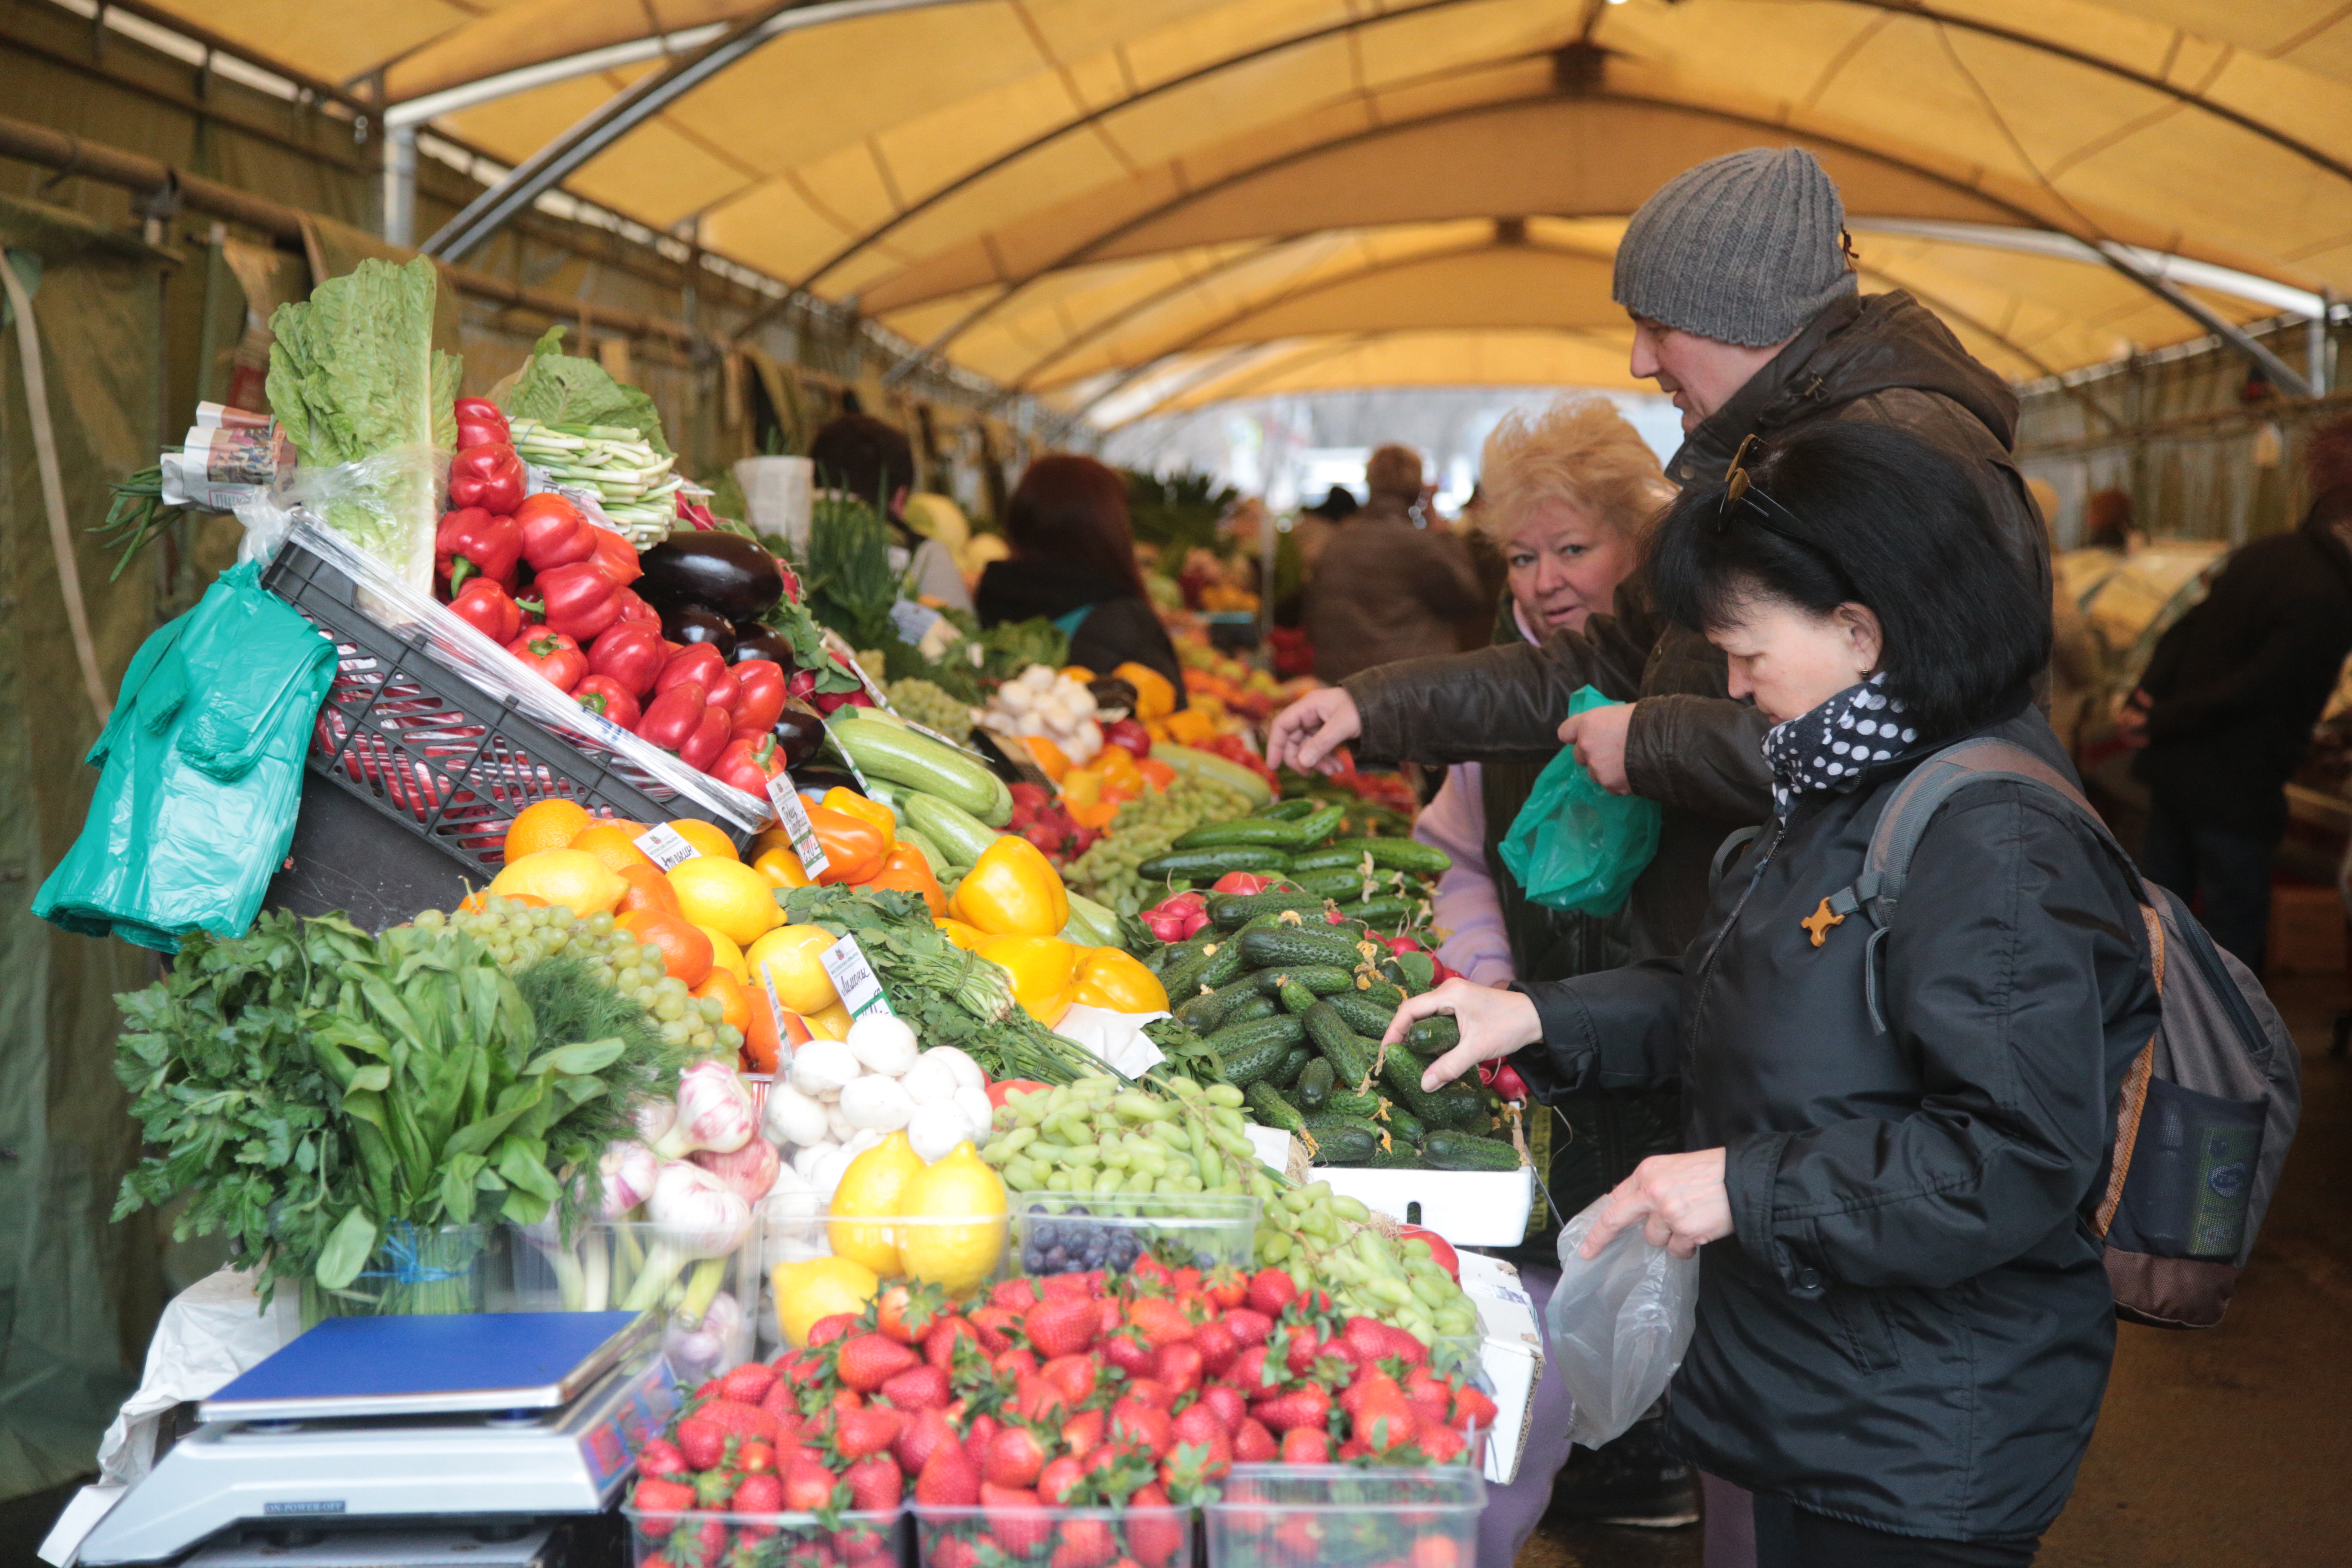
1142, 888, 1524, 1174
1135, 795, 1452, 935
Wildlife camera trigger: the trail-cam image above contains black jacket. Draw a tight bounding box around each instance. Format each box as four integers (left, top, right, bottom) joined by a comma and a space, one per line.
974, 559, 1185, 700
2134, 488, 2352, 837
1515, 707, 2158, 1540
1346, 291, 2048, 962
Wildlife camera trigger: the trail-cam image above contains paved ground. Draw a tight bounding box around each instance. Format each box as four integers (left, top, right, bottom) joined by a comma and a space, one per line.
1517, 974, 2350, 1568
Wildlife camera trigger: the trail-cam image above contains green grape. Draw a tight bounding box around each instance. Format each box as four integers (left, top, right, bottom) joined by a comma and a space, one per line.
696, 996, 727, 1023
414, 909, 446, 931
587, 912, 615, 935
659, 1019, 693, 1045
714, 1024, 743, 1051
653, 994, 686, 1022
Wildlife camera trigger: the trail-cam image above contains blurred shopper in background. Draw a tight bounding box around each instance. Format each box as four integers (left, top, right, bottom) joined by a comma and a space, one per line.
2084, 486, 2142, 555
1303, 443, 1484, 682
975, 453, 1186, 695
2119, 418, 2352, 968
2031, 476, 2103, 757
808, 413, 972, 610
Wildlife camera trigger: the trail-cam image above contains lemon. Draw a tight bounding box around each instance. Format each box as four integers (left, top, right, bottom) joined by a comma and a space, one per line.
895, 1141, 1008, 1293
666, 819, 741, 862
699, 925, 749, 982
828, 1131, 925, 1276
744, 924, 840, 1014
804, 1001, 853, 1040
667, 856, 780, 949
488, 848, 627, 917
772, 1254, 880, 1349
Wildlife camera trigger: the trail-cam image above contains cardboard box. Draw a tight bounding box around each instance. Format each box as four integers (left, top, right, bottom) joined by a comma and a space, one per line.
1457, 1250, 1545, 1486
1314, 1166, 1534, 1247
2268, 884, 2345, 975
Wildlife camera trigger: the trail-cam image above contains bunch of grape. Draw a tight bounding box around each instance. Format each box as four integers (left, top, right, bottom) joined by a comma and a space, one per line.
1065, 773, 1255, 912
980, 1073, 1257, 1198
412, 899, 743, 1057
1255, 1179, 1482, 1354
885, 677, 978, 738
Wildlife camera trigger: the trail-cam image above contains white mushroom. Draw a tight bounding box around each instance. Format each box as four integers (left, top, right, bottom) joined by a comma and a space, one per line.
763, 1083, 831, 1149
840, 1074, 915, 1132
900, 1052, 960, 1107
1022, 664, 1057, 691
924, 1046, 986, 1093
907, 1100, 977, 1163
790, 1139, 837, 1181
846, 1014, 920, 1077
996, 682, 1034, 714
825, 1104, 853, 1143
810, 1144, 858, 1202
788, 1039, 860, 1097
953, 1085, 994, 1138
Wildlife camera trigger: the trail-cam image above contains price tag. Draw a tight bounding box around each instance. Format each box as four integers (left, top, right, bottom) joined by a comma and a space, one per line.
758, 965, 795, 1077
766, 773, 832, 881
819, 933, 895, 1020
1241, 1123, 1294, 1171
633, 823, 700, 871
890, 599, 944, 645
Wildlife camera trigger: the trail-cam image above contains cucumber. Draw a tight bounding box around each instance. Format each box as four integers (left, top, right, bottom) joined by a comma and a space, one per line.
1404, 1015, 1459, 1058
1423, 1129, 1526, 1171
1292, 804, 1348, 844
1244, 1081, 1311, 1138
1209, 1015, 1308, 1085
1207, 890, 1330, 927
1327, 837, 1452, 874
1198, 935, 1252, 990
898, 791, 1000, 866
1238, 926, 1367, 971
1338, 896, 1418, 931
1059, 892, 1123, 948
1363, 1143, 1427, 1170
1229, 993, 1280, 1025
1155, 744, 1274, 806
1293, 866, 1415, 902
1252, 965, 1358, 998
1351, 977, 1409, 1011
1304, 1003, 1381, 1093
1303, 1117, 1381, 1165
1136, 846, 1294, 881
1174, 818, 1313, 850
1174, 981, 1261, 1034
1323, 991, 1397, 1038
1254, 798, 1319, 822
830, 715, 1011, 826
1157, 933, 1223, 997
1275, 976, 1320, 1016
1270, 1044, 1312, 1089
1383, 1105, 1428, 1145
1294, 1057, 1335, 1112
1324, 1088, 1383, 1119
1287, 846, 1366, 874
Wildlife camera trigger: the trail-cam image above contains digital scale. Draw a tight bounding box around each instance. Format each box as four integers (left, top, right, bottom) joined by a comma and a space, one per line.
77, 1312, 674, 1567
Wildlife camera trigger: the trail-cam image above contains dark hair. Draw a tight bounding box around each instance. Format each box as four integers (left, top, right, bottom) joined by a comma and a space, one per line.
1007, 454, 1147, 597
2084, 487, 2134, 551
1646, 420, 2048, 739
810, 415, 915, 517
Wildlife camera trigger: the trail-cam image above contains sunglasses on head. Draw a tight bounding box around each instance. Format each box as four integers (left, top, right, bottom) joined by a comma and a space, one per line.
1716, 434, 1811, 539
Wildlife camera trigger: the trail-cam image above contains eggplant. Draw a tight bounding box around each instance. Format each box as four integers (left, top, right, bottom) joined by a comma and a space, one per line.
660, 602, 737, 658
637, 533, 784, 620
731, 627, 795, 668
771, 705, 828, 770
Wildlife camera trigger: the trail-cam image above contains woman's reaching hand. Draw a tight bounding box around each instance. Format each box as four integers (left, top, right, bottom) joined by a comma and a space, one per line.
1382, 978, 1543, 1092
1580, 1149, 1733, 1261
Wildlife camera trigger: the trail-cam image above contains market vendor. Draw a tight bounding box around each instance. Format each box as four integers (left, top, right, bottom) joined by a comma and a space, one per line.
808, 413, 973, 611
1391, 421, 2156, 1566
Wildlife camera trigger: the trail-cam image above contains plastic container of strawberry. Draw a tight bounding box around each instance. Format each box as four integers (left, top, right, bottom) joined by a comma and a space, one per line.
1201, 1465, 1482, 1568
623, 1506, 904, 1568
1011, 1192, 1259, 1277
912, 1501, 1194, 1568
758, 1212, 1014, 1354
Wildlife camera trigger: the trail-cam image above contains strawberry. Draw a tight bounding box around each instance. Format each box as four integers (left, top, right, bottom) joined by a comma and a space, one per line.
1096, 1298, 1125, 1338
1167, 1411, 1232, 1482
1103, 1328, 1156, 1379
1231, 1344, 1275, 1393
737, 1439, 776, 1474
636, 1437, 688, 1478
1039, 1270, 1095, 1301
915, 1445, 982, 1507
759, 1378, 797, 1425
968, 1306, 1020, 1355
984, 1424, 1048, 1488
1040, 1353, 1099, 1406
1025, 1296, 1101, 1360
1109, 1399, 1173, 1457
1354, 1375, 1417, 1452
1120, 1377, 1174, 1411
1245, 1268, 1298, 1318
1231, 1418, 1278, 1463
1015, 1374, 1068, 1425
731, 1472, 784, 1514
721, 1362, 780, 1405
682, 1518, 727, 1566
1126, 1298, 1194, 1349
981, 1483, 1051, 1557
1222, 1308, 1273, 1348
1253, 1386, 1331, 1434
674, 1414, 728, 1471
837, 1523, 895, 1565
924, 1315, 980, 1371
808, 1313, 858, 1348
931, 1536, 981, 1568
835, 1404, 904, 1460
1170, 1400, 1226, 1452
1339, 1316, 1392, 1367
1060, 1405, 1107, 1459
895, 1406, 960, 1476
1051, 1519, 1118, 1568
1125, 1484, 1183, 1568
877, 1281, 948, 1345
1282, 1329, 1326, 1378
1382, 1324, 1430, 1368
990, 1278, 1042, 1312
1203, 1267, 1249, 1310
782, 1457, 840, 1512
1131, 1255, 1172, 1291
963, 1413, 1000, 1474
631, 1477, 695, 1528
1414, 1422, 1468, 1466
1191, 1320, 1239, 1379
1278, 1427, 1331, 1464
1410, 1538, 1461, 1568
837, 1333, 920, 1393
1153, 1343, 1203, 1393
1404, 1370, 1454, 1430
879, 1362, 951, 1410
994, 1348, 1041, 1381
1037, 1454, 1086, 1504
843, 1452, 903, 1512
1451, 1384, 1499, 1430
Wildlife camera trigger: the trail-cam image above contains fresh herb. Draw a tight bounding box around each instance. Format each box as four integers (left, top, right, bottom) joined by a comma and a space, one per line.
91, 466, 190, 581
799, 490, 909, 654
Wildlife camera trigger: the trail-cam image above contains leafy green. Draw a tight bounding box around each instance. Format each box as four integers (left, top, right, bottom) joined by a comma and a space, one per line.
497, 325, 672, 459
799, 492, 910, 654
1124, 467, 1236, 557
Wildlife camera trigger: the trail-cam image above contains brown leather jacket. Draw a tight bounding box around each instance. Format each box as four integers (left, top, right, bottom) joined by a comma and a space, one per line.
1304, 496, 1486, 683
1345, 291, 2050, 961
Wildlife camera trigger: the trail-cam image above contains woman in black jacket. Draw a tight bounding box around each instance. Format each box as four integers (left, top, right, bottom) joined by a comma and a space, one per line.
1391, 422, 2158, 1566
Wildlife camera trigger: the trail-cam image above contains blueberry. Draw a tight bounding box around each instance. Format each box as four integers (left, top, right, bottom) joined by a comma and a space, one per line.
1044, 1245, 1069, 1271
1024, 1245, 1047, 1272
1067, 1205, 1090, 1218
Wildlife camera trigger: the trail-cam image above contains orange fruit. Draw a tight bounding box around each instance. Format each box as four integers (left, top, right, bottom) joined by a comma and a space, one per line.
461, 889, 546, 914
666, 819, 740, 863
754, 846, 813, 890
503, 800, 591, 861
668, 857, 780, 948
619, 910, 714, 988
694, 968, 753, 1036
615, 863, 684, 918
700, 925, 749, 982
572, 822, 659, 875
487, 848, 627, 917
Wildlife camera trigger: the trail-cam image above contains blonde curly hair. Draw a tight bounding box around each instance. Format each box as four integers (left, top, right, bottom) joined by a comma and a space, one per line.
1472, 396, 1672, 548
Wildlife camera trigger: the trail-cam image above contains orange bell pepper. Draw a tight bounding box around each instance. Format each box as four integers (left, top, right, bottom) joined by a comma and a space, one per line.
976, 933, 1080, 1026
1098, 746, 1142, 795
822, 787, 898, 847
1072, 946, 1169, 1013
1066, 798, 1119, 831
1136, 757, 1176, 791
1163, 708, 1216, 746
1024, 736, 1071, 783
1114, 662, 1177, 722
804, 802, 889, 885
866, 842, 946, 915
1060, 767, 1103, 811
949, 835, 1070, 936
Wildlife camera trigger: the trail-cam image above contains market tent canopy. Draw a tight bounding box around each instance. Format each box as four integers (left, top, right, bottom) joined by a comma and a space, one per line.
138, 0, 2352, 418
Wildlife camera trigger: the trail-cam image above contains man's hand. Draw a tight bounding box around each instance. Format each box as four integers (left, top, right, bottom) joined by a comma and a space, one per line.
1558, 703, 1635, 795
1267, 688, 1362, 773
1381, 978, 1544, 1091
2114, 687, 2153, 749
1579, 1149, 1733, 1261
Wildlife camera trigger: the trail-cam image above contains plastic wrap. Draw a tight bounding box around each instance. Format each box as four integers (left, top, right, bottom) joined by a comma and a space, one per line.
278, 446, 450, 598
1545, 1197, 1698, 1449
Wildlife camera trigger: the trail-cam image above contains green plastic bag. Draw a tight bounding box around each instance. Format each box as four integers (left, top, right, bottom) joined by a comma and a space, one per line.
1498, 686, 1662, 917
34, 561, 335, 950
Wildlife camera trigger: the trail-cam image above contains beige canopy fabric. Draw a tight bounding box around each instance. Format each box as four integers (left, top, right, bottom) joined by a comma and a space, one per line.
139, 0, 2352, 421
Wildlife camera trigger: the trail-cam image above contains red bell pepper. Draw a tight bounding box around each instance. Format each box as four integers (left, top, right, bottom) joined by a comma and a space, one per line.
611, 588, 659, 627
657, 644, 738, 712
526, 562, 623, 643
587, 622, 666, 698
449, 578, 524, 644
449, 442, 526, 514
435, 506, 522, 593
453, 398, 510, 450
516, 494, 596, 572
729, 659, 787, 733
575, 675, 642, 732
508, 630, 587, 693
1101, 717, 1152, 758
636, 682, 707, 753
711, 733, 787, 796
681, 705, 733, 771
589, 526, 642, 586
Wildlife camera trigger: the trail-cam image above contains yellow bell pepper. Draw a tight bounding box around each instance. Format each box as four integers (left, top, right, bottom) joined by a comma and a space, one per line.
1060, 767, 1104, 811
753, 846, 813, 889
823, 787, 898, 847
935, 917, 989, 951
1163, 708, 1217, 746
976, 934, 1080, 1026
1061, 665, 1097, 684
1072, 947, 1169, 1014
949, 835, 1070, 936
1114, 661, 1177, 722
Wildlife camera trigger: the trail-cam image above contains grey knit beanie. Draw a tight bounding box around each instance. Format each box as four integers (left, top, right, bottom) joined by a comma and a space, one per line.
1612, 148, 1857, 347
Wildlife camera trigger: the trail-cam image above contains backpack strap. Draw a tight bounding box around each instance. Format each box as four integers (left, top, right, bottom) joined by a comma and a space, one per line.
2092, 910, 2166, 1238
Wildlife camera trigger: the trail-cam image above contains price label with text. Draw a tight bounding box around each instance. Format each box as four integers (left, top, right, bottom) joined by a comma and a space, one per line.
758, 965, 795, 1076
766, 773, 832, 881
633, 823, 699, 871
819, 933, 895, 1020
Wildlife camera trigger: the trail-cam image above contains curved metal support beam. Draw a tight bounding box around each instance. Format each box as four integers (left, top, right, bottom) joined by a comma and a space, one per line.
1855, 219, 2325, 318
385, 24, 730, 129
1100, 336, 1379, 430
419, 0, 982, 263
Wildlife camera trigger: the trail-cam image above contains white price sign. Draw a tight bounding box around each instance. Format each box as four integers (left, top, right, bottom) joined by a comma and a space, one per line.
766, 773, 832, 880
633, 823, 699, 871
819, 933, 895, 1020
757, 964, 795, 1076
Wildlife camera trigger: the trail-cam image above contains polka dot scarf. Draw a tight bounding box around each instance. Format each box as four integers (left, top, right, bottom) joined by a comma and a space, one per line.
1762, 673, 1922, 818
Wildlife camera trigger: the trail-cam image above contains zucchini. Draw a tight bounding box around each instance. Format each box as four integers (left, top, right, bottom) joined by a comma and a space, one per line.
1059, 892, 1123, 948
1254, 798, 1319, 822
1423, 1129, 1526, 1172
1303, 1116, 1381, 1165
1207, 889, 1330, 927
1175, 818, 1313, 851
895, 827, 952, 878
898, 791, 1000, 866
1209, 1015, 1307, 1085
1323, 991, 1397, 1038
1156, 743, 1274, 806
1238, 926, 1366, 971
1137, 846, 1294, 881
1404, 1015, 1459, 1058
1294, 1057, 1335, 1112
1327, 837, 1452, 874
1270, 1044, 1313, 1089
830, 715, 1011, 826
1244, 1081, 1311, 1138
1252, 965, 1358, 998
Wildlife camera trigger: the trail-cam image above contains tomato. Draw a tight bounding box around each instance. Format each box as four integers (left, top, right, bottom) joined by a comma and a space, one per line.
1395, 1224, 1459, 1283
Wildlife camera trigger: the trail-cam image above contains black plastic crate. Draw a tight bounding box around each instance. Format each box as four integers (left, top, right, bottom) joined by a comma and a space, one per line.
261, 537, 756, 882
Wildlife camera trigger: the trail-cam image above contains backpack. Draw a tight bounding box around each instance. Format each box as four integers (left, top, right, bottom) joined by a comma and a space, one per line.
1824, 736, 2301, 1330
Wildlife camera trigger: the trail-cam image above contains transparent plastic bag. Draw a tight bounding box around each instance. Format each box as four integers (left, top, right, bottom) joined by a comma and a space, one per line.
278, 445, 450, 598
1545, 1196, 1699, 1448
1498, 686, 1661, 915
